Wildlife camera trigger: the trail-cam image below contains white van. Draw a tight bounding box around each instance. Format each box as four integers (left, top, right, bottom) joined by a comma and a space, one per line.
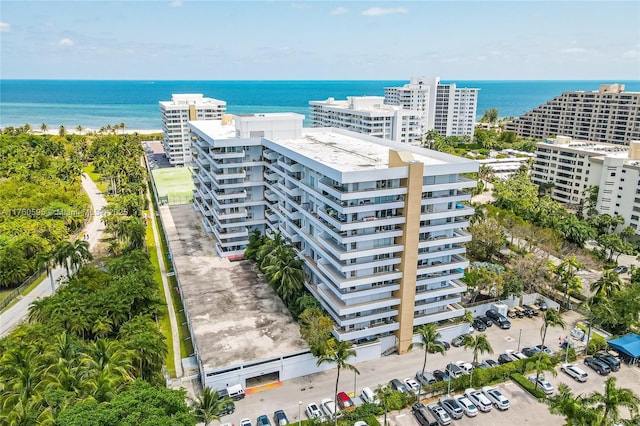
227, 384, 245, 400
360, 387, 379, 404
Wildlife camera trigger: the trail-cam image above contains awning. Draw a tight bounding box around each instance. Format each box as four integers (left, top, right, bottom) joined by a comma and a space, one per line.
607, 333, 640, 359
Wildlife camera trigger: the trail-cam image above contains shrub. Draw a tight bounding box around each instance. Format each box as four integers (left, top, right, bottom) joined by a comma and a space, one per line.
511, 373, 547, 400
387, 390, 409, 410
496, 153, 508, 159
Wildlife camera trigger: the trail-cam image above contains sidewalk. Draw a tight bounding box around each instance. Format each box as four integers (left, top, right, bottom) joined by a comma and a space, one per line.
0, 174, 107, 336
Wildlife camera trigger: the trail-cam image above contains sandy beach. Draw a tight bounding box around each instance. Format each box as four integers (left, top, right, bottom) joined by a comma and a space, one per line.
36, 128, 162, 136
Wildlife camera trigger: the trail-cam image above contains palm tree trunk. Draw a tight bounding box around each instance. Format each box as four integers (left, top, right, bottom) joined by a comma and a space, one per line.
334, 366, 340, 426
48, 267, 55, 293
65, 260, 70, 278
419, 350, 428, 402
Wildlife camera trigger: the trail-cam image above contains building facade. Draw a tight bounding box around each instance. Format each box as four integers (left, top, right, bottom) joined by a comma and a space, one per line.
532, 136, 640, 233
160, 94, 226, 166
189, 113, 478, 353
309, 96, 423, 144
384, 77, 479, 138
506, 84, 640, 146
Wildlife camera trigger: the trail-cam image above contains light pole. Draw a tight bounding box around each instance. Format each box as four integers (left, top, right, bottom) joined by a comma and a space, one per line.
517, 329, 522, 352
298, 401, 302, 426
353, 371, 357, 397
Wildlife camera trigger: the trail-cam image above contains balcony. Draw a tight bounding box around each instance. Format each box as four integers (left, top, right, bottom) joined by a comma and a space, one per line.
317, 283, 400, 316
212, 226, 249, 241
418, 230, 471, 248
333, 321, 399, 341
264, 190, 279, 203
317, 234, 404, 262
318, 261, 402, 289
216, 208, 248, 220
214, 189, 247, 200
338, 308, 399, 327
211, 148, 245, 160
413, 303, 465, 326
277, 158, 303, 173
213, 169, 246, 181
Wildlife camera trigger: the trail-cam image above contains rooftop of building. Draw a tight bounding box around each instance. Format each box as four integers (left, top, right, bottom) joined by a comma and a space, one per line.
189, 118, 238, 139
159, 204, 308, 373
159, 93, 227, 107
539, 136, 630, 157
310, 97, 417, 114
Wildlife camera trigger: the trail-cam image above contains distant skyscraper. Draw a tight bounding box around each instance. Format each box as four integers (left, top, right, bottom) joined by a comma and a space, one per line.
506, 84, 640, 146
159, 94, 226, 166
385, 77, 479, 138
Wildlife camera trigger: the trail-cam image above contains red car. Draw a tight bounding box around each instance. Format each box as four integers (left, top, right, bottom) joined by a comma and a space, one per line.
336, 392, 354, 410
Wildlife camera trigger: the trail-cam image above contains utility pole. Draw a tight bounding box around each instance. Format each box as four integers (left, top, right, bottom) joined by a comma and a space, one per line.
517, 329, 522, 352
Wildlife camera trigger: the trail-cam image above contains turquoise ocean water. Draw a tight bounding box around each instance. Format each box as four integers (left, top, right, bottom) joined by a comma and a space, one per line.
1, 80, 639, 130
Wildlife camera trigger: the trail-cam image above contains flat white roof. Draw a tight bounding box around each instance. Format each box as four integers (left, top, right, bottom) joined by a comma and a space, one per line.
540, 139, 629, 158
189, 119, 237, 139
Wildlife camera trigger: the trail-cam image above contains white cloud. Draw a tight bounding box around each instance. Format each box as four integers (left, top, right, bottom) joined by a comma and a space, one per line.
331, 7, 349, 15
170, 0, 183, 7
58, 38, 74, 47
0, 22, 10, 32
622, 49, 639, 59
559, 47, 587, 54
361, 7, 407, 16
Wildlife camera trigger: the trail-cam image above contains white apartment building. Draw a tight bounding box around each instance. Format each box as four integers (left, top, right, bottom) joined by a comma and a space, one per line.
189, 113, 478, 353
160, 94, 226, 166
385, 77, 479, 138
309, 96, 423, 144
506, 84, 640, 146
532, 136, 640, 233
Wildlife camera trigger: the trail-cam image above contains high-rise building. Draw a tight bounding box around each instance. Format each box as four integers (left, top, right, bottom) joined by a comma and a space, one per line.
189, 113, 477, 353
532, 136, 640, 233
385, 77, 479, 138
506, 84, 640, 146
159, 94, 226, 166
309, 96, 423, 144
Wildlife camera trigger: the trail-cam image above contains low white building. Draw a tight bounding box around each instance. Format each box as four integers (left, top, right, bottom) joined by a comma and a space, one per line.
532, 136, 640, 233
189, 113, 478, 354
309, 96, 423, 144
159, 94, 226, 166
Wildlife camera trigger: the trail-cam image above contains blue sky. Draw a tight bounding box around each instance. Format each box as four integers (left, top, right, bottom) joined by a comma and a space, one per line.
1, 1, 639, 80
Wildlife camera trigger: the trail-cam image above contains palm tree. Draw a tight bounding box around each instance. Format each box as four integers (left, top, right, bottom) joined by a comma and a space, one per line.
526, 353, 556, 391
585, 376, 640, 426
59, 125, 66, 136
375, 384, 396, 426
40, 123, 48, 134
316, 338, 359, 426
590, 269, 622, 298
192, 387, 233, 426
35, 250, 57, 294
409, 324, 445, 402
481, 108, 499, 124
554, 254, 583, 307
462, 334, 493, 366
54, 241, 74, 277
76, 125, 83, 134
68, 239, 93, 273
540, 309, 566, 353
547, 383, 600, 425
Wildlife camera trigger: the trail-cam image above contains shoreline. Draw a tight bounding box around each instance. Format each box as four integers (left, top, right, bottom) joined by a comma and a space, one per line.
33, 128, 162, 136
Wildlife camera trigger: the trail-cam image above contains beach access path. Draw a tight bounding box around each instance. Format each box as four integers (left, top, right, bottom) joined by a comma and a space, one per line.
0, 174, 107, 336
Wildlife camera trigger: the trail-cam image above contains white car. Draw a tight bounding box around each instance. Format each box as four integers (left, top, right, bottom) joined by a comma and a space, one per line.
561, 363, 589, 382
454, 395, 479, 417
506, 349, 528, 360
305, 403, 322, 419
427, 403, 452, 425
360, 387, 379, 405
455, 361, 474, 374
404, 378, 421, 394
482, 386, 510, 410
527, 374, 555, 395
464, 388, 493, 412
320, 398, 338, 417
240, 419, 252, 426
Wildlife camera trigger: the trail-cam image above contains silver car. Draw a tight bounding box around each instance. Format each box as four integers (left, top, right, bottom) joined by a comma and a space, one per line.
438, 397, 464, 420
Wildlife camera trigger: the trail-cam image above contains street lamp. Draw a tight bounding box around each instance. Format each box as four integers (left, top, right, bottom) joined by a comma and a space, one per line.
298, 401, 302, 426
353, 371, 357, 397
517, 329, 522, 352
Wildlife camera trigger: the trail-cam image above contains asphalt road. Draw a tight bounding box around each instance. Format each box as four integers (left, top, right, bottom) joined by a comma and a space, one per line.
0, 174, 107, 336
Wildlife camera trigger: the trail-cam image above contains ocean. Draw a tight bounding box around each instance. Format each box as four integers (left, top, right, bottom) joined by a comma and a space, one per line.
1, 80, 639, 130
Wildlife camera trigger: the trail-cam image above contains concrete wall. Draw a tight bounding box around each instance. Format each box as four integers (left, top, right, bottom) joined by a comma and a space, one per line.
522, 293, 560, 311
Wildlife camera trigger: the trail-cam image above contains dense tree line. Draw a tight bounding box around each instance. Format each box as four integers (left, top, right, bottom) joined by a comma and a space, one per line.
0, 134, 89, 288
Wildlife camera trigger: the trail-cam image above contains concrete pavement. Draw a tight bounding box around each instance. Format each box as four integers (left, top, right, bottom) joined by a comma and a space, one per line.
0, 174, 107, 336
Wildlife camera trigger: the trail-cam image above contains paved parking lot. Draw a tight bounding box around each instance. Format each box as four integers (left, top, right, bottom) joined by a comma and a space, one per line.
220, 310, 640, 425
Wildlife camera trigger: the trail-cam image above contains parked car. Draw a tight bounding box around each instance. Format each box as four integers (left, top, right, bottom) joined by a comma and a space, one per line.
445, 362, 465, 379
240, 419, 252, 426
305, 403, 322, 419
320, 398, 338, 417
527, 374, 555, 395
593, 352, 621, 371
486, 309, 511, 329
614, 265, 628, 274
522, 347, 541, 357
455, 361, 474, 374
404, 378, 421, 394
273, 410, 289, 426
451, 335, 466, 347
433, 370, 451, 382
498, 353, 516, 364
428, 340, 450, 353
561, 363, 589, 382
464, 388, 493, 412
412, 403, 439, 426
484, 359, 499, 368
506, 349, 528, 360
427, 403, 452, 425
438, 397, 464, 420
535, 344, 554, 355
584, 357, 612, 375
360, 387, 379, 405
220, 400, 235, 416
535, 300, 549, 310
477, 316, 493, 327
472, 318, 487, 331
482, 386, 511, 410
416, 371, 438, 386
390, 378, 409, 394
522, 304, 540, 316
257, 415, 272, 426
336, 392, 354, 410
454, 395, 479, 417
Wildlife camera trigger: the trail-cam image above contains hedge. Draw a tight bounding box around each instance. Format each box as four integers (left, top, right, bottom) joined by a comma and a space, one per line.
511, 373, 547, 400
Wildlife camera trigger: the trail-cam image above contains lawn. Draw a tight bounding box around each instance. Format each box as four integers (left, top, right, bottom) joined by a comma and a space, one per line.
151, 167, 194, 201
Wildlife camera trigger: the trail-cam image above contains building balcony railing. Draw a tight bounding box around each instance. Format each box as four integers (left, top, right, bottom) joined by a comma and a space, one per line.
332, 321, 399, 342
216, 208, 248, 220
318, 261, 402, 289
214, 189, 247, 200
413, 303, 465, 326
213, 226, 249, 241
211, 149, 245, 159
